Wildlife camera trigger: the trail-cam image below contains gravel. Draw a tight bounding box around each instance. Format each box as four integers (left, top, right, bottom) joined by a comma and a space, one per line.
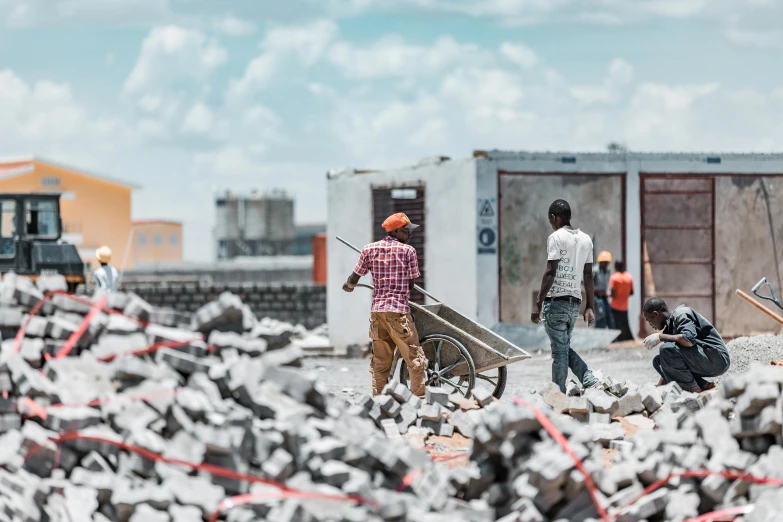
724, 334, 783, 376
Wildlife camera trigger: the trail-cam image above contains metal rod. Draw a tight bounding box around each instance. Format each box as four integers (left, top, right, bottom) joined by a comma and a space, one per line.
336, 236, 442, 304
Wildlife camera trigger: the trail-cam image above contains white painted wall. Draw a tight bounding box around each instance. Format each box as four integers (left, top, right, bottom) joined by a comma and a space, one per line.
476, 159, 500, 326
326, 159, 478, 349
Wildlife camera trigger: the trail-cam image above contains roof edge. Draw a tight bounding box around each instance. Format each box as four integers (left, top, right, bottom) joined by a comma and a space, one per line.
34, 156, 141, 190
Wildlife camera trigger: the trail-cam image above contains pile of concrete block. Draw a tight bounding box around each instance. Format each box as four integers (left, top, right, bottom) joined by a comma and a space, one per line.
457, 362, 783, 522
0, 275, 499, 521
537, 372, 712, 448
355, 382, 496, 441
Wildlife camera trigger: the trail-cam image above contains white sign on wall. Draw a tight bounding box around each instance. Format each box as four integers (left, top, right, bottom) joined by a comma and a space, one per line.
477, 197, 497, 255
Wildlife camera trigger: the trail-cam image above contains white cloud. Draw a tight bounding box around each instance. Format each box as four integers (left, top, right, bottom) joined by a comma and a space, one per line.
180, 103, 215, 135
328, 35, 489, 78
625, 83, 720, 145
726, 28, 783, 49
499, 42, 539, 69
214, 14, 256, 36
124, 26, 227, 95
105, 52, 115, 67
0, 68, 133, 167
228, 19, 337, 99
638, 0, 708, 17
570, 59, 634, 104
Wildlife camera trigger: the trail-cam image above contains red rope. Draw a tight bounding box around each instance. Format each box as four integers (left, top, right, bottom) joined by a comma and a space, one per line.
613, 470, 780, 519
22, 431, 376, 521
683, 505, 754, 522
54, 296, 107, 359
14, 290, 152, 354
208, 489, 378, 522
513, 397, 610, 522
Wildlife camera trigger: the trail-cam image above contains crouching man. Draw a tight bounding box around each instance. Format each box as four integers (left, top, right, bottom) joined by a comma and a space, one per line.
642, 297, 730, 392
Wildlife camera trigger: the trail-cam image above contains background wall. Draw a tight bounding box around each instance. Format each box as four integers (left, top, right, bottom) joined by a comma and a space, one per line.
498, 173, 625, 324
121, 281, 326, 328
130, 220, 183, 266
716, 176, 783, 336
327, 159, 477, 349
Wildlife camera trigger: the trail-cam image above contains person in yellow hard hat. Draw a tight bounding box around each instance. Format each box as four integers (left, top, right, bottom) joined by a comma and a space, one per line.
93, 246, 120, 293
593, 250, 615, 329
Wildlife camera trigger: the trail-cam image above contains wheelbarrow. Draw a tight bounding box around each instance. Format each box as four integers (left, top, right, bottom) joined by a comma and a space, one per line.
338, 237, 531, 399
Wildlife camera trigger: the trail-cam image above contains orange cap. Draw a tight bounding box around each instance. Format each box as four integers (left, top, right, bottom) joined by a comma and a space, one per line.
597, 251, 612, 263
382, 212, 419, 233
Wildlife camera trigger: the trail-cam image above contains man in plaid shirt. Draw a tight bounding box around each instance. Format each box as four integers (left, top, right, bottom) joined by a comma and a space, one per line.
343, 212, 428, 398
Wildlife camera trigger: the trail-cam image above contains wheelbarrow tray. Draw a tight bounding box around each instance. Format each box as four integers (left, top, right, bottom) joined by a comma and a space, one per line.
410, 302, 531, 373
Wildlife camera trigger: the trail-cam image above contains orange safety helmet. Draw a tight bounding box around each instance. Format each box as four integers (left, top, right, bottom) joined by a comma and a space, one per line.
597, 250, 612, 263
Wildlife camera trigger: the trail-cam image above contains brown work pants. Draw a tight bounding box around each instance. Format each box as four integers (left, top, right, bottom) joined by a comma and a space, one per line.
369, 312, 428, 398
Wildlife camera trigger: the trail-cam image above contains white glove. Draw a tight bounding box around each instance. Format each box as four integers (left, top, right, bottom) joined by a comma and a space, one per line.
643, 333, 661, 350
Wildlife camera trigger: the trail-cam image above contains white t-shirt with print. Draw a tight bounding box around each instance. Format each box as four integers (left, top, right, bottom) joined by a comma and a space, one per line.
546, 227, 594, 300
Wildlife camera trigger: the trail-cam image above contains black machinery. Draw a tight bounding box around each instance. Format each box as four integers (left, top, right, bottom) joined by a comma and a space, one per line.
0, 193, 86, 291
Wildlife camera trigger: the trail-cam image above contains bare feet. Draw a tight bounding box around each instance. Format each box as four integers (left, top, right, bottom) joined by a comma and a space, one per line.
656, 378, 666, 386
688, 386, 702, 393
701, 382, 717, 391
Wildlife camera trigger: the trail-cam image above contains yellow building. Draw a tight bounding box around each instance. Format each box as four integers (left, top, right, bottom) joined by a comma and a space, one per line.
130, 220, 183, 266
0, 157, 137, 270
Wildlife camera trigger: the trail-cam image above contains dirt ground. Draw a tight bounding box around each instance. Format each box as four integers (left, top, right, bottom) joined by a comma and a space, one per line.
302, 344, 661, 403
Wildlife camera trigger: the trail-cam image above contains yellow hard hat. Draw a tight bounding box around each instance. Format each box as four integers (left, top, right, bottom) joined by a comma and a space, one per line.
96, 246, 112, 263
597, 251, 612, 263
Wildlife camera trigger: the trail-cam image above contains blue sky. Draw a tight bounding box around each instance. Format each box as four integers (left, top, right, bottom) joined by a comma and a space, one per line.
1, 0, 782, 260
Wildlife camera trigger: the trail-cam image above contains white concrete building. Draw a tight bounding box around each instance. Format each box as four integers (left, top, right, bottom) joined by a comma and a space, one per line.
327, 151, 783, 349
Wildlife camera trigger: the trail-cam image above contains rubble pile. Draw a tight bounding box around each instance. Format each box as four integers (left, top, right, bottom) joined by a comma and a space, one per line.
0, 275, 497, 522
459, 365, 783, 522
358, 381, 495, 440
1, 273, 783, 521
536, 371, 710, 446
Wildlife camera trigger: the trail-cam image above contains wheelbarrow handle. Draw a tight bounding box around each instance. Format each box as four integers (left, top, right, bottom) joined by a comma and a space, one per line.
336, 236, 442, 304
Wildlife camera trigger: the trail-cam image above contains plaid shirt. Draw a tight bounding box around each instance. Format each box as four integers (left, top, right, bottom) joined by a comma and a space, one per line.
353, 237, 420, 314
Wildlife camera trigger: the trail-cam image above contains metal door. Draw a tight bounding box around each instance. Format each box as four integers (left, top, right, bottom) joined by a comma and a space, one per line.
640, 175, 715, 334
372, 186, 426, 304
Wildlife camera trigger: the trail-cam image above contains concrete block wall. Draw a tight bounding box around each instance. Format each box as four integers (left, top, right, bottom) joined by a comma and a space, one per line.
119, 282, 327, 328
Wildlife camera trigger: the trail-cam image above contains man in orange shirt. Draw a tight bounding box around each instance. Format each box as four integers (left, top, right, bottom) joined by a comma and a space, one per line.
610, 260, 634, 341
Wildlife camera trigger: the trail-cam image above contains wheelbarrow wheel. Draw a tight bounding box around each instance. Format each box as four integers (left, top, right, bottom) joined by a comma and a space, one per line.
399, 334, 476, 398
476, 366, 508, 399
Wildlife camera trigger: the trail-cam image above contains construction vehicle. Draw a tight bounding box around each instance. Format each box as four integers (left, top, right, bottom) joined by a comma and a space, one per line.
0, 193, 85, 291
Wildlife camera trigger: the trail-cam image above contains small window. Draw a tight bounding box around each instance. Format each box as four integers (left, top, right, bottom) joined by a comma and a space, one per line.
391, 188, 417, 200
0, 200, 16, 257
169, 234, 178, 246
138, 234, 147, 246
24, 199, 58, 238
41, 176, 60, 187
153, 234, 162, 246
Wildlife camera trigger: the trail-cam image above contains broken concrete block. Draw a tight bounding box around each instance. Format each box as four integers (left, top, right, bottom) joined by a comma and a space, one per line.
611, 392, 645, 418
585, 388, 618, 414
539, 382, 568, 413
418, 403, 444, 422
736, 383, 780, 417
426, 386, 450, 407
192, 292, 244, 333
472, 386, 494, 407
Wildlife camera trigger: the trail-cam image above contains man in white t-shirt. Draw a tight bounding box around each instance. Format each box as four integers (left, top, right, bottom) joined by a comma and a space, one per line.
531, 199, 600, 393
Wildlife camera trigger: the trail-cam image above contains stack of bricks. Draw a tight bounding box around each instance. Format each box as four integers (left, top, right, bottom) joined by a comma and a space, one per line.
105, 282, 326, 329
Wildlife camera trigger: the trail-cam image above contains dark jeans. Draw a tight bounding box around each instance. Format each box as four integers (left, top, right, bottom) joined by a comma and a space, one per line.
652, 342, 730, 390
595, 296, 615, 329
543, 299, 598, 393
612, 309, 634, 342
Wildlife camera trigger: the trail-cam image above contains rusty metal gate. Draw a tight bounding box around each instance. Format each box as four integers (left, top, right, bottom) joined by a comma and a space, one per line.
640, 175, 716, 334
372, 186, 426, 304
